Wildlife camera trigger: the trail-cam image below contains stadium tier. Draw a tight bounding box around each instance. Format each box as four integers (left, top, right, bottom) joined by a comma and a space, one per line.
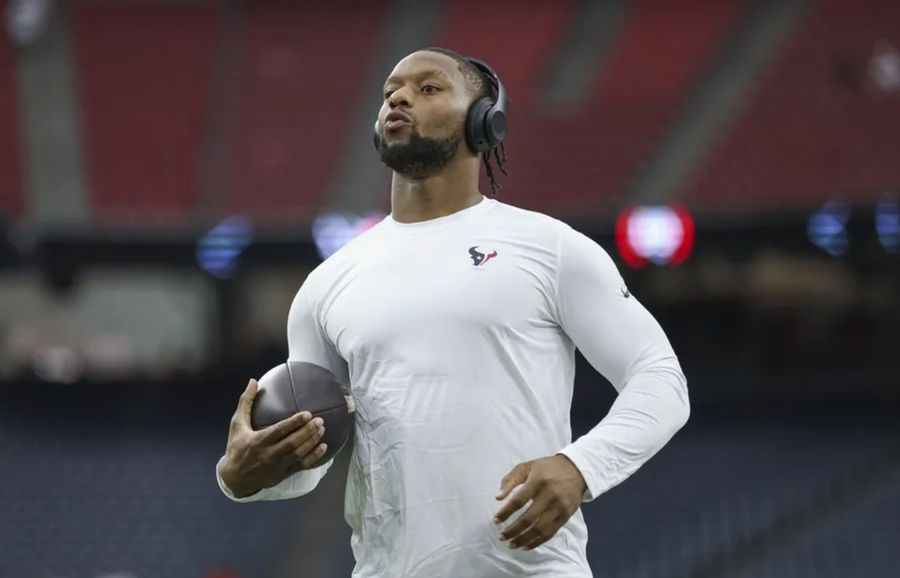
71, 3, 218, 220
579, 416, 900, 578
684, 0, 900, 212
738, 474, 900, 578
0, 415, 294, 578
4, 1, 899, 224
0, 21, 24, 219
1, 403, 895, 578
57, 0, 748, 223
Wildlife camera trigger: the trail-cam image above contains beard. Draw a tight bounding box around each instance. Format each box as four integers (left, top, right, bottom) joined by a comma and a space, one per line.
377, 124, 463, 178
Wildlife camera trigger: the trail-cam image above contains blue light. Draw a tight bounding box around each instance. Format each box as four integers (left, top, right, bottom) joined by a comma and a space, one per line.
196, 215, 254, 278
807, 202, 850, 257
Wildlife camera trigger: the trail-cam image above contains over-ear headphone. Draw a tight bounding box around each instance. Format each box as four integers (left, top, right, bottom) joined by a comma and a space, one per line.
373, 56, 508, 155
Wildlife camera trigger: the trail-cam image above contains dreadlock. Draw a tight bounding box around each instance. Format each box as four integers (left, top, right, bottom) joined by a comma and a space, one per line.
422, 47, 508, 196
482, 141, 507, 196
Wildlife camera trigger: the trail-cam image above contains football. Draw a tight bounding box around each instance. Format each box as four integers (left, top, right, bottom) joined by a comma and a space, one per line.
251, 361, 355, 467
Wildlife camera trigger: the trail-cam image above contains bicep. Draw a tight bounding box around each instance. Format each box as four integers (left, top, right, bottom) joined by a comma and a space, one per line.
287, 285, 349, 383
555, 227, 680, 392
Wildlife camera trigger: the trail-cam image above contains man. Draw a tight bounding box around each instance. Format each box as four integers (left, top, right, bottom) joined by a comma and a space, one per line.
217, 47, 690, 577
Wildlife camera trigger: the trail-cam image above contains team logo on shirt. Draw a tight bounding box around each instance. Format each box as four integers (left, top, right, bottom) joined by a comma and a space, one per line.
469, 246, 498, 267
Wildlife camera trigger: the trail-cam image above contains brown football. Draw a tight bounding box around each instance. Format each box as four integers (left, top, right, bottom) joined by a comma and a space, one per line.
251, 361, 354, 468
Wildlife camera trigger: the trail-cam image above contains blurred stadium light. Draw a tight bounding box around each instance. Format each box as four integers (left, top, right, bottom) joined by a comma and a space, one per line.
196, 215, 254, 279
311, 212, 386, 260
615, 205, 695, 268
807, 202, 850, 257
4, 0, 54, 46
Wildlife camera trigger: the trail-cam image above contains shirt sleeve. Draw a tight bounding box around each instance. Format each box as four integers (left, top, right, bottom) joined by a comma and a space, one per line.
216, 279, 348, 502
553, 225, 690, 501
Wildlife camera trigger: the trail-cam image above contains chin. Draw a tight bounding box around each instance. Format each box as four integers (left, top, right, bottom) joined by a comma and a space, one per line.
383, 134, 412, 146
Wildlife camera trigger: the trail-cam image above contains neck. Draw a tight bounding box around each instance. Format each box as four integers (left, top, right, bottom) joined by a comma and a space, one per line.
390, 157, 483, 223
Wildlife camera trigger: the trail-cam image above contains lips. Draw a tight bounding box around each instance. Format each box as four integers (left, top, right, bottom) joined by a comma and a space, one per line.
384, 111, 413, 131
385, 119, 411, 131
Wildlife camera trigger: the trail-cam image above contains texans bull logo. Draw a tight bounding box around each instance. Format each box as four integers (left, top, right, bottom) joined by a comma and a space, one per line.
469, 246, 498, 267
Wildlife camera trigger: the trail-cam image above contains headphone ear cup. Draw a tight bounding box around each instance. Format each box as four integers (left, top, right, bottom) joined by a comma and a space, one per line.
466, 98, 494, 154
484, 108, 507, 148
373, 120, 381, 152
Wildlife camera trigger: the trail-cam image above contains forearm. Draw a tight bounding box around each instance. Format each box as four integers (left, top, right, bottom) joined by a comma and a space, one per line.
558, 363, 689, 500
216, 455, 332, 502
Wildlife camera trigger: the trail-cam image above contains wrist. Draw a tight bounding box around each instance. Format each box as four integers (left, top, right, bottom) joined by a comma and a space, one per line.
555, 453, 588, 496
217, 457, 258, 499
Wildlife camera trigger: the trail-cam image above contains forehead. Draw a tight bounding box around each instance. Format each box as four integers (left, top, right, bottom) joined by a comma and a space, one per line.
384, 51, 462, 86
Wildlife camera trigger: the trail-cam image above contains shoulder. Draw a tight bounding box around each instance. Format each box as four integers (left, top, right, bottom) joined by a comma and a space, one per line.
489, 200, 569, 231
486, 200, 574, 249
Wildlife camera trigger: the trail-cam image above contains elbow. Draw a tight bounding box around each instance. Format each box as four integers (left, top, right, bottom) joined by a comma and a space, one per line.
650, 362, 690, 436
656, 382, 689, 446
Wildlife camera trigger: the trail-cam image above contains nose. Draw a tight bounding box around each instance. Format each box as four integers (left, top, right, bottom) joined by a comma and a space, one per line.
387, 86, 411, 109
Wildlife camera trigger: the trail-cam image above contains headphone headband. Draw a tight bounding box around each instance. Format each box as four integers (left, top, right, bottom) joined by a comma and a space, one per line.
465, 58, 508, 119
463, 56, 508, 154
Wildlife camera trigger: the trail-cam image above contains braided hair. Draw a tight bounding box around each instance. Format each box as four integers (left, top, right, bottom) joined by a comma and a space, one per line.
423, 47, 508, 195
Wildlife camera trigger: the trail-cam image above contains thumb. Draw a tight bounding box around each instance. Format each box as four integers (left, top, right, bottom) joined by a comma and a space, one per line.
496, 462, 529, 500
237, 379, 259, 425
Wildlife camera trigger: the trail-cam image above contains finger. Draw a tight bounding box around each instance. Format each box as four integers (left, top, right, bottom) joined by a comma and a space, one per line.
257, 410, 313, 442
498, 498, 546, 543
284, 441, 326, 476
495, 463, 529, 501
271, 416, 324, 457
494, 482, 538, 524
518, 514, 566, 551
298, 442, 329, 470
283, 438, 328, 475
289, 424, 325, 461
234, 379, 258, 427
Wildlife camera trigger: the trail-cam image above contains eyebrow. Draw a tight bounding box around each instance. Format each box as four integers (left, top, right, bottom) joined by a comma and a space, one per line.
383, 68, 452, 89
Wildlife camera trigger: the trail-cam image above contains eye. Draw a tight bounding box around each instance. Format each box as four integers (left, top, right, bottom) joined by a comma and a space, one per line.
421, 85, 440, 94
384, 89, 395, 100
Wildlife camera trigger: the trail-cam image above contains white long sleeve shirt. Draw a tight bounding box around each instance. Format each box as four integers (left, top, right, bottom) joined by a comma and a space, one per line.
217, 197, 689, 577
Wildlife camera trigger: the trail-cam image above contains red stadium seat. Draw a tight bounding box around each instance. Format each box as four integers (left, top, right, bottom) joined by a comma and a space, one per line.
0, 20, 24, 219
684, 0, 900, 212
71, 3, 218, 221
225, 1, 387, 222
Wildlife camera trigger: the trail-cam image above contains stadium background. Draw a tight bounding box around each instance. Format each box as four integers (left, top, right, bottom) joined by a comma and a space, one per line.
1, 0, 898, 576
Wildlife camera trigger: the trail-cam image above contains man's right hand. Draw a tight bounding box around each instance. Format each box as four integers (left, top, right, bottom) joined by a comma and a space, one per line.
218, 379, 328, 498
